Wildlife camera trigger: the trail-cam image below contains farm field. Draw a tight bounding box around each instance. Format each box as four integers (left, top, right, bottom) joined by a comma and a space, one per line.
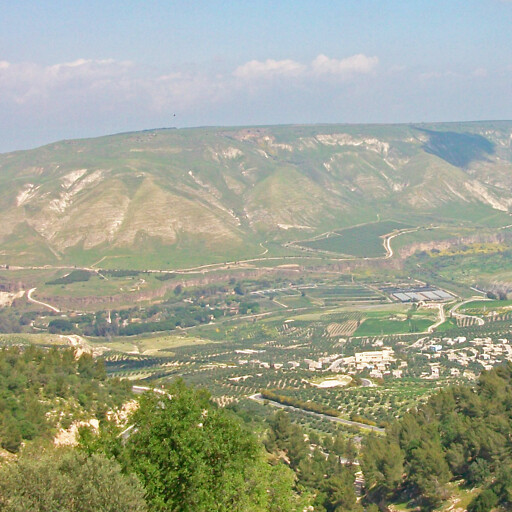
250, 283, 387, 310
305, 285, 383, 299
3, 269, 512, 437
297, 220, 411, 257
89, 332, 216, 355
460, 299, 512, 312
40, 271, 168, 299
353, 316, 433, 336
273, 378, 441, 426
0, 332, 68, 347
2, 217, 512, 440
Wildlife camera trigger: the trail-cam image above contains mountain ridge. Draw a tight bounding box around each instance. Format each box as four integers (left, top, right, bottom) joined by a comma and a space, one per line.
1, 121, 512, 268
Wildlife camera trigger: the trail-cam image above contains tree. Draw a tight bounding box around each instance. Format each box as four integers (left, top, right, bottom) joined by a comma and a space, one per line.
83, 380, 297, 512
407, 438, 451, 507
320, 467, 362, 512
234, 282, 245, 295
48, 318, 74, 334
266, 410, 308, 469
0, 448, 147, 512
468, 489, 499, 512
361, 437, 404, 492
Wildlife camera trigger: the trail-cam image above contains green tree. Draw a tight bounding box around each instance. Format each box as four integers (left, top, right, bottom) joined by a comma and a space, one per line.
266, 410, 308, 469
0, 448, 146, 512
361, 437, 404, 492
83, 380, 297, 512
408, 438, 451, 507
468, 489, 499, 512
320, 467, 362, 512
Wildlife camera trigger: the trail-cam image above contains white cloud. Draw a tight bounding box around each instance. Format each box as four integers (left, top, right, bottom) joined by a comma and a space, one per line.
0, 58, 133, 104
311, 54, 379, 76
0, 53, 384, 149
0, 54, 379, 111
233, 54, 378, 82
233, 59, 306, 79
149, 70, 229, 110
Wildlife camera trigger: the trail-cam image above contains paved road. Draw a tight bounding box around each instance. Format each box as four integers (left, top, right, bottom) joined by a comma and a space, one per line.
8, 226, 435, 280
383, 228, 420, 258
249, 393, 384, 433
450, 297, 487, 326
132, 385, 173, 400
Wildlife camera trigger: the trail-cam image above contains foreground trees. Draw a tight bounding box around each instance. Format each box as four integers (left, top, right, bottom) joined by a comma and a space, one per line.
82, 380, 302, 512
0, 449, 147, 512
361, 362, 512, 511
0, 346, 132, 453
265, 410, 362, 512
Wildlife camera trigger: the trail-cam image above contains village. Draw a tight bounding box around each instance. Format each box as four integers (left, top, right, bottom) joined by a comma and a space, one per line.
229, 333, 512, 385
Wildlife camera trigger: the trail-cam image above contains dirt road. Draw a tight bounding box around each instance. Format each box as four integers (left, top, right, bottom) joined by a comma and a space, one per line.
27, 288, 60, 313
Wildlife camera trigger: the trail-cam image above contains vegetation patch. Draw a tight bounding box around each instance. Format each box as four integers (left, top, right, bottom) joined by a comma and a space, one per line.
0, 346, 132, 453
46, 269, 92, 285
298, 221, 411, 257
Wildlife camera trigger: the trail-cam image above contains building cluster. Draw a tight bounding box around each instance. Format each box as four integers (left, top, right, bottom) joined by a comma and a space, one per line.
323, 348, 400, 378
228, 331, 512, 384
417, 335, 511, 364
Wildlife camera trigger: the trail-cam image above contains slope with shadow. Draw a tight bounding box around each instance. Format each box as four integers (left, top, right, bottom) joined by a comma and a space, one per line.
416, 126, 496, 168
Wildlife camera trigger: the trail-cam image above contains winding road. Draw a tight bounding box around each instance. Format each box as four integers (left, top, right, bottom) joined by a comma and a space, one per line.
449, 298, 486, 327
8, 225, 428, 280
27, 288, 60, 313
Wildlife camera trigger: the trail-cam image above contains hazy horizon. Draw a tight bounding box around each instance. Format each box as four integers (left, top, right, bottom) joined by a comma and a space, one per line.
1, 0, 512, 152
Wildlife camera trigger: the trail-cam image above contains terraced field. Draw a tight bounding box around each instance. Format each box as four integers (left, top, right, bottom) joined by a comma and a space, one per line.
326, 320, 361, 337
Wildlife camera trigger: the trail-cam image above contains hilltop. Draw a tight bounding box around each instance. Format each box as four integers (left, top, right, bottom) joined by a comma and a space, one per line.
1, 121, 512, 269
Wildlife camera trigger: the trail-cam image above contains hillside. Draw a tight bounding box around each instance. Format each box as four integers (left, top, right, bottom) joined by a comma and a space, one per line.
0, 345, 132, 452
362, 362, 512, 511
1, 121, 512, 269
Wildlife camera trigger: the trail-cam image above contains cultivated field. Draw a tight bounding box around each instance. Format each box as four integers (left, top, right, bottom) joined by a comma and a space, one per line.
297, 221, 411, 257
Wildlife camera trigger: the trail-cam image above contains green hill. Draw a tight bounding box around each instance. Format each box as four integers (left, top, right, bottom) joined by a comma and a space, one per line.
1, 121, 512, 268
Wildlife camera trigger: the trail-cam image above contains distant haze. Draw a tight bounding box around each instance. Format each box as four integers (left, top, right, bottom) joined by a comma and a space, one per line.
1, 1, 512, 152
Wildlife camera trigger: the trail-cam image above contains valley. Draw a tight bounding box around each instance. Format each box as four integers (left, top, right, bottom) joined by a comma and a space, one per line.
2, 122, 512, 510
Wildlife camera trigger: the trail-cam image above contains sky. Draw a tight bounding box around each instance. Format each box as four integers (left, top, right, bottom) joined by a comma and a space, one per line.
1, 0, 512, 152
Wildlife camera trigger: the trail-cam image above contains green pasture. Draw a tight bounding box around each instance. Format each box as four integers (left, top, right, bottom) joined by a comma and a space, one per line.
89, 332, 216, 355
39, 271, 166, 298
352, 307, 436, 336
461, 299, 512, 311
433, 318, 459, 332
353, 317, 432, 336
276, 295, 316, 308
305, 285, 380, 298
298, 220, 410, 257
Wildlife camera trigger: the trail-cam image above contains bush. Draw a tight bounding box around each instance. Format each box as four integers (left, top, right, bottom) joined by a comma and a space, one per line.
0, 448, 147, 511
48, 318, 74, 334
468, 489, 499, 512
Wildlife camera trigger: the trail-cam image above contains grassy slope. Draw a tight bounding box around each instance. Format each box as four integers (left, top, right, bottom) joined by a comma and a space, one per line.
0, 122, 511, 268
